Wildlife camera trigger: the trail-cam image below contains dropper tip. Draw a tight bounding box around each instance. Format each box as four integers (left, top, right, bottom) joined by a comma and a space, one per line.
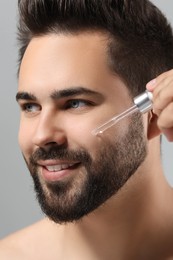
91, 129, 103, 136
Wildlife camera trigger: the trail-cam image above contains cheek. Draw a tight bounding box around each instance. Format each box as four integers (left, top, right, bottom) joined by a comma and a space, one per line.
66, 117, 127, 160
65, 118, 101, 155
18, 120, 34, 157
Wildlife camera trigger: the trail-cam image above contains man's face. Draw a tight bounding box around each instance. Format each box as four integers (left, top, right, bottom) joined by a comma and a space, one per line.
17, 32, 147, 223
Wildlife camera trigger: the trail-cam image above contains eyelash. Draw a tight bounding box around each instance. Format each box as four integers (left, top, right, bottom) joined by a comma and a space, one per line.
64, 99, 95, 109
19, 99, 95, 114
20, 103, 41, 113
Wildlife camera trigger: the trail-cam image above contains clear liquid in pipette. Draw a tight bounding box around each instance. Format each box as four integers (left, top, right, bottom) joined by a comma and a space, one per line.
91, 104, 139, 135
91, 90, 153, 136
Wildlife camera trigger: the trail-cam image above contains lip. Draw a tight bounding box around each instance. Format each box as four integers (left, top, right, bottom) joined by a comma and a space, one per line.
38, 160, 80, 182
38, 160, 79, 166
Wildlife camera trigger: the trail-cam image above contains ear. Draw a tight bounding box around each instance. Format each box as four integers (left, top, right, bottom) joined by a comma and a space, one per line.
147, 111, 161, 140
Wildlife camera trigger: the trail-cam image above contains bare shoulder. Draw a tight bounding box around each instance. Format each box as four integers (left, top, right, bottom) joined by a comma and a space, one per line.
0, 218, 61, 260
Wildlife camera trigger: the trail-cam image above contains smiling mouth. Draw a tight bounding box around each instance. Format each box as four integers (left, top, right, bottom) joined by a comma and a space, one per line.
45, 163, 80, 172
40, 162, 81, 183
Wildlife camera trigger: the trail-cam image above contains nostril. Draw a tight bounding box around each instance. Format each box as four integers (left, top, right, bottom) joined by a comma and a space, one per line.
32, 122, 67, 148
45, 142, 58, 146
44, 141, 68, 149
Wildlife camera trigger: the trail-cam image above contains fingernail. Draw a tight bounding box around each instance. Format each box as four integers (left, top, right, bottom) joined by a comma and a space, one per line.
146, 78, 156, 90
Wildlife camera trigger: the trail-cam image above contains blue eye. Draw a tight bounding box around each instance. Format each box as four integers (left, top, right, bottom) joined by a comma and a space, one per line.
71, 100, 85, 108
67, 99, 89, 109
22, 103, 40, 113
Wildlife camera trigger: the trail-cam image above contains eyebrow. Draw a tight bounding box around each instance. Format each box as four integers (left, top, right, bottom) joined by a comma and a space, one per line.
16, 92, 37, 102
16, 87, 103, 102
51, 87, 102, 99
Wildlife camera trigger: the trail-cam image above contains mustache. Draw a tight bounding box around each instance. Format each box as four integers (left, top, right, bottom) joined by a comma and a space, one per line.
29, 146, 91, 166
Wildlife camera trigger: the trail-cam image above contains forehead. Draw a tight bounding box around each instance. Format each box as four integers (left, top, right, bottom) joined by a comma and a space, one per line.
21, 31, 109, 62
18, 32, 112, 88
18, 32, 129, 102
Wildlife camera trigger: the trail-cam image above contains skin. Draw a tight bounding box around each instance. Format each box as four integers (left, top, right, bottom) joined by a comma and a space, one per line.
146, 70, 173, 141
0, 32, 173, 260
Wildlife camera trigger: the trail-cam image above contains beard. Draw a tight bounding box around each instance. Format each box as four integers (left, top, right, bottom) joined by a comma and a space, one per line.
24, 113, 147, 224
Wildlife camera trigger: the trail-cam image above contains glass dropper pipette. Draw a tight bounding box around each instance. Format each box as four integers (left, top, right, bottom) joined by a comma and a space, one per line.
92, 90, 153, 135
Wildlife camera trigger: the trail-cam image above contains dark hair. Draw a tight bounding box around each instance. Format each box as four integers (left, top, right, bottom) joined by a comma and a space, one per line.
17, 0, 173, 96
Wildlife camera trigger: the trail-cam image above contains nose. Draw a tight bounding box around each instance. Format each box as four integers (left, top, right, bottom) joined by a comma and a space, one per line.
32, 111, 67, 149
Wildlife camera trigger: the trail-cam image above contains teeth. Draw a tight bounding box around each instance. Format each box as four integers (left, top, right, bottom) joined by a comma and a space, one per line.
46, 164, 74, 172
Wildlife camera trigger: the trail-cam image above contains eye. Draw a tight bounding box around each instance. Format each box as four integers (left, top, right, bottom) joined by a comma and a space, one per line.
20, 103, 41, 113
65, 99, 92, 109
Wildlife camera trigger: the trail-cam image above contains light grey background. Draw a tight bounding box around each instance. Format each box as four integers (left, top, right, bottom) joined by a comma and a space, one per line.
0, 0, 172, 239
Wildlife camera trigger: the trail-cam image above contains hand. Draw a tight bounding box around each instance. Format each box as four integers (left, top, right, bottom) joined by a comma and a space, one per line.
146, 69, 173, 142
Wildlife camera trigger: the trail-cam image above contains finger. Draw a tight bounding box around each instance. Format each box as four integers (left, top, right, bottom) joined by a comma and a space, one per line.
157, 102, 173, 142
146, 69, 173, 93
152, 84, 173, 115
157, 102, 173, 129
146, 71, 173, 116
147, 76, 173, 98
